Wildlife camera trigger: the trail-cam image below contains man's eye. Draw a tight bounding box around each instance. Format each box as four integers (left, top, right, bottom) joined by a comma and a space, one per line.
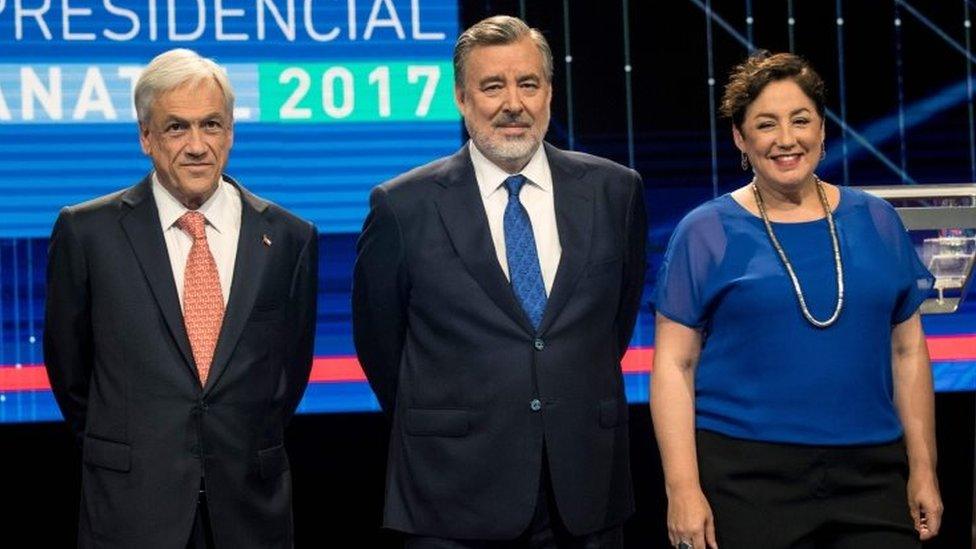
166, 123, 185, 132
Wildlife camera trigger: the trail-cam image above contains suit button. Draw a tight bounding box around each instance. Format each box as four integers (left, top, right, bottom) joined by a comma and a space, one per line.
529, 398, 542, 412
533, 338, 545, 351
199, 401, 209, 411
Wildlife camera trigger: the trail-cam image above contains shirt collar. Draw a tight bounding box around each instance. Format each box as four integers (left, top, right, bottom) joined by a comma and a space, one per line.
469, 140, 551, 199
151, 172, 231, 234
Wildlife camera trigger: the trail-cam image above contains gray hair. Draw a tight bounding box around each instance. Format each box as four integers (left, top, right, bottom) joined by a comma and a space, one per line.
453, 15, 553, 87
134, 48, 235, 125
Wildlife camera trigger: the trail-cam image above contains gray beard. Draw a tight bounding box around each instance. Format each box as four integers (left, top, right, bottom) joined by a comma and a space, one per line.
483, 137, 538, 161
468, 125, 543, 167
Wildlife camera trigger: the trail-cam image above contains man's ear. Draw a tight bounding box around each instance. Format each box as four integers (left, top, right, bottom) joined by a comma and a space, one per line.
138, 123, 152, 156
454, 84, 466, 113
226, 116, 235, 150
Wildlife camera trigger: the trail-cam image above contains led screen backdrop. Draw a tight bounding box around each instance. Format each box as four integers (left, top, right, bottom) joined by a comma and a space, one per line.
1, 0, 975, 424
0, 0, 460, 234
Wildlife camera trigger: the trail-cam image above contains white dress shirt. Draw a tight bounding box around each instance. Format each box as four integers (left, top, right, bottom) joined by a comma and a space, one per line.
470, 141, 562, 295
152, 174, 242, 307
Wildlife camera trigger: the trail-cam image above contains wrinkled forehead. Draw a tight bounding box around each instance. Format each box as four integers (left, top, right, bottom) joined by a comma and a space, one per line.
149, 77, 231, 119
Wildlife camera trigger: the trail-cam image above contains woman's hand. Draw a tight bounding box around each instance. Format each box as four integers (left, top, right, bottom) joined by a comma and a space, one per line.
907, 471, 943, 540
667, 485, 718, 549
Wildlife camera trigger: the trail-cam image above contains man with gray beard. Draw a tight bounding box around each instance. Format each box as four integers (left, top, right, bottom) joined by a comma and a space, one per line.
353, 15, 646, 547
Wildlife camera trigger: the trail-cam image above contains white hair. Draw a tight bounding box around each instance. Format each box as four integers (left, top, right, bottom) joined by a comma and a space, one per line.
134, 48, 235, 125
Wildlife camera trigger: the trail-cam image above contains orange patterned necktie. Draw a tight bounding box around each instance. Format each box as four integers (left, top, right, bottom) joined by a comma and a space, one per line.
177, 211, 225, 385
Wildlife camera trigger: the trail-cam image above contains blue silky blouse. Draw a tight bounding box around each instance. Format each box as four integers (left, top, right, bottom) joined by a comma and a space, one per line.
654, 187, 934, 445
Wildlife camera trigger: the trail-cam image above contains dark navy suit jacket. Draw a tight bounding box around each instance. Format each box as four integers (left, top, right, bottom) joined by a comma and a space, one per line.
353, 143, 646, 539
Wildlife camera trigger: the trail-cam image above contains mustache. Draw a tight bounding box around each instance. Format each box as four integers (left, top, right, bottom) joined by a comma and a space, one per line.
492, 113, 533, 127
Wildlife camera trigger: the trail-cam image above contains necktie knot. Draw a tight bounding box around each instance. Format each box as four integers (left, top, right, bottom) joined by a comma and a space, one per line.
504, 174, 527, 198
177, 211, 207, 240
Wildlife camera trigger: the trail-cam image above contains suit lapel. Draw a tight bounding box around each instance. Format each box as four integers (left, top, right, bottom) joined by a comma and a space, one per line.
204, 180, 271, 394
434, 147, 536, 334
538, 144, 593, 334
118, 176, 196, 377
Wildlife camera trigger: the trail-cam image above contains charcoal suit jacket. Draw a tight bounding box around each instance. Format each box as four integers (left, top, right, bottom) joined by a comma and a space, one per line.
44, 174, 318, 548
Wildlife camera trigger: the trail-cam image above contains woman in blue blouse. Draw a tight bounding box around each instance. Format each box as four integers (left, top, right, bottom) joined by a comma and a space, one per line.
651, 51, 943, 549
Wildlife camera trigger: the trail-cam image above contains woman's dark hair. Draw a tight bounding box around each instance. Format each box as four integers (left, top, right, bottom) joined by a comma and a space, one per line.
720, 50, 826, 130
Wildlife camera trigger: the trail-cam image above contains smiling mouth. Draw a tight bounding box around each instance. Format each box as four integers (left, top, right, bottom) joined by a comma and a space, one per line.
770, 153, 803, 165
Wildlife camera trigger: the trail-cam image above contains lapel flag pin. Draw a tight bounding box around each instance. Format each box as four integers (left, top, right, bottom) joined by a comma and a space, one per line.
262, 234, 272, 247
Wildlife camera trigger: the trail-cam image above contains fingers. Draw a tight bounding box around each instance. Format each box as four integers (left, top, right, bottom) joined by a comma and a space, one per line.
913, 496, 944, 541
669, 526, 701, 548
917, 509, 934, 541
705, 515, 719, 549
667, 490, 717, 549
909, 500, 921, 532
927, 505, 943, 536
918, 504, 943, 540
669, 522, 716, 549
692, 529, 707, 549
669, 524, 705, 549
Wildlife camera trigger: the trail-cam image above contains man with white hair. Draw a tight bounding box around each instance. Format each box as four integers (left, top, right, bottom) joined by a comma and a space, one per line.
44, 48, 318, 548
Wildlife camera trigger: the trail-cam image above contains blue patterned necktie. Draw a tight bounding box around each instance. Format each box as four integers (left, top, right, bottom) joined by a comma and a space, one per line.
503, 174, 547, 330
